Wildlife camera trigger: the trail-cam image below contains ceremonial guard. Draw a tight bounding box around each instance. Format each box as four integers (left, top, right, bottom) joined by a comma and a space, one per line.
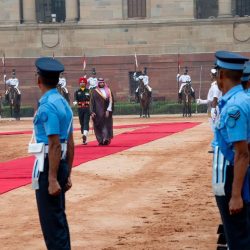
57, 72, 70, 103
212, 51, 250, 250
73, 77, 90, 145
30, 57, 74, 250
197, 68, 222, 152
58, 72, 67, 88
177, 67, 195, 101
134, 67, 152, 102
90, 78, 114, 145
241, 62, 250, 90
87, 68, 98, 90
5, 69, 21, 95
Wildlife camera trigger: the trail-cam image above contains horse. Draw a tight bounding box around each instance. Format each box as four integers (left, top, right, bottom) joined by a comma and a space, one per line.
138, 81, 151, 118
5, 86, 21, 120
57, 84, 70, 103
181, 82, 193, 117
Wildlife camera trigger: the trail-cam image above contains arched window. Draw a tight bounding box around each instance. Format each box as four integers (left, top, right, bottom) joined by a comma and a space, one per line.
195, 0, 218, 19
35, 0, 65, 23
128, 0, 146, 18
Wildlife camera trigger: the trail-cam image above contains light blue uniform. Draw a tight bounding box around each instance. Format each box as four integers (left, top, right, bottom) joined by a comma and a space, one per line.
215, 85, 250, 199
214, 84, 250, 249
213, 50, 250, 250
34, 88, 73, 144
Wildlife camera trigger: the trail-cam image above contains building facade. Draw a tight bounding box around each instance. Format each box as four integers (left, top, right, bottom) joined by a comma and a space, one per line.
0, 0, 249, 105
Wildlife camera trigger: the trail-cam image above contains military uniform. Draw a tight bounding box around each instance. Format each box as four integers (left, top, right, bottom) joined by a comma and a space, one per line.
177, 68, 195, 100
197, 68, 222, 151
242, 62, 250, 90
212, 51, 250, 250
74, 77, 90, 144
32, 57, 73, 250
5, 75, 21, 95
87, 76, 98, 89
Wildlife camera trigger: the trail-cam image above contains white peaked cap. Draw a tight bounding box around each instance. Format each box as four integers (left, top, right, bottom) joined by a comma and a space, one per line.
211, 68, 217, 74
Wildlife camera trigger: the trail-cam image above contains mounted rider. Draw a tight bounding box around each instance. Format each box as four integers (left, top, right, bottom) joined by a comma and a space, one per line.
5, 69, 21, 96
134, 67, 152, 102
177, 67, 195, 102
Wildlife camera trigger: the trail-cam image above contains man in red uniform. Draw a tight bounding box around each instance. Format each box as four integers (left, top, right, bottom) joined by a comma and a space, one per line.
73, 77, 90, 144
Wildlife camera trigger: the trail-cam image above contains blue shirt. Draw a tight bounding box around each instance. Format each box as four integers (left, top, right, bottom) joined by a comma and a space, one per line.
216, 85, 250, 164
34, 88, 73, 144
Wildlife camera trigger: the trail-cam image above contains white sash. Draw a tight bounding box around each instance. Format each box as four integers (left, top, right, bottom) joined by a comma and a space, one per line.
28, 129, 45, 190
28, 115, 73, 190
212, 146, 230, 196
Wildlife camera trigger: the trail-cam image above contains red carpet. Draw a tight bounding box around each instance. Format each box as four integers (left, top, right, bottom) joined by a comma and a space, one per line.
0, 122, 199, 194
0, 124, 149, 136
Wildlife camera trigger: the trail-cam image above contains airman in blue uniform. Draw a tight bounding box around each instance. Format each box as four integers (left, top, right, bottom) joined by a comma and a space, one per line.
242, 61, 250, 90
33, 57, 74, 250
212, 51, 250, 250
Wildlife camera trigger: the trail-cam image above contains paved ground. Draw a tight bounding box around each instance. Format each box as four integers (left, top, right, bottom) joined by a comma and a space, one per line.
0, 115, 220, 250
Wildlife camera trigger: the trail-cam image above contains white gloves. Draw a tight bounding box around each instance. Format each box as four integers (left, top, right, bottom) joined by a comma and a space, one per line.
211, 107, 217, 121
196, 99, 208, 105
133, 72, 137, 76
73, 101, 77, 106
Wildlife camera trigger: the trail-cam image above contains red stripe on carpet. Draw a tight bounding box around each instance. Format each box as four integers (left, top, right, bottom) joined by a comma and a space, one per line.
0, 122, 199, 194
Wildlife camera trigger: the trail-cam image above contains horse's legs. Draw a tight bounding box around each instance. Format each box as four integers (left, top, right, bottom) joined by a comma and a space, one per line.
188, 101, 192, 117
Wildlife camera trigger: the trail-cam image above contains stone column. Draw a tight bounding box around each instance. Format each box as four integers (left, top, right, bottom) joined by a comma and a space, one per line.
23, 0, 36, 23
218, 0, 232, 17
66, 0, 77, 22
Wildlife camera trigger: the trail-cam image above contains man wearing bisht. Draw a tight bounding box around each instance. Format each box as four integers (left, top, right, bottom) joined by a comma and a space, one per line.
90, 78, 114, 145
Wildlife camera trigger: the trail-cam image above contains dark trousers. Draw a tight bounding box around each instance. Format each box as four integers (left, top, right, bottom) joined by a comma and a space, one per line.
215, 166, 250, 250
36, 158, 71, 250
78, 108, 90, 134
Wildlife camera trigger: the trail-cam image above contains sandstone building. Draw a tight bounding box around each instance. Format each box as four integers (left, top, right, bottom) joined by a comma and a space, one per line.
0, 0, 249, 105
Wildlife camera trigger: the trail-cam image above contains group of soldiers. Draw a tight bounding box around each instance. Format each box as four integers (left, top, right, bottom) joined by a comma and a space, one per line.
200, 51, 250, 250
19, 51, 250, 250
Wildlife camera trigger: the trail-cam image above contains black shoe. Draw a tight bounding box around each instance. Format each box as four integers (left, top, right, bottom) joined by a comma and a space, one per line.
208, 150, 214, 154
103, 139, 110, 145
217, 233, 227, 245
82, 135, 87, 144
216, 246, 228, 250
216, 246, 227, 250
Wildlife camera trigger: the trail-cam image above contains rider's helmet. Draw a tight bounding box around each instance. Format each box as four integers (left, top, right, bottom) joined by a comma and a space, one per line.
92, 68, 96, 76
12, 69, 16, 78
211, 68, 217, 76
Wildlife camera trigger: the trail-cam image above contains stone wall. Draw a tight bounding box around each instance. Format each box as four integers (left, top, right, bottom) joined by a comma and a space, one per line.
1, 52, 250, 107
0, 1, 249, 106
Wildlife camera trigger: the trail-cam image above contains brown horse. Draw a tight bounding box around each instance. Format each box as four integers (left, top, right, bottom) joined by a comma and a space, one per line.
5, 86, 21, 120
138, 81, 151, 118
181, 82, 192, 117
57, 85, 70, 103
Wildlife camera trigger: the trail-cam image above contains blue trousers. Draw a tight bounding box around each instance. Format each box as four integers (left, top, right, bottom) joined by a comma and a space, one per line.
215, 166, 250, 250
36, 158, 71, 250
